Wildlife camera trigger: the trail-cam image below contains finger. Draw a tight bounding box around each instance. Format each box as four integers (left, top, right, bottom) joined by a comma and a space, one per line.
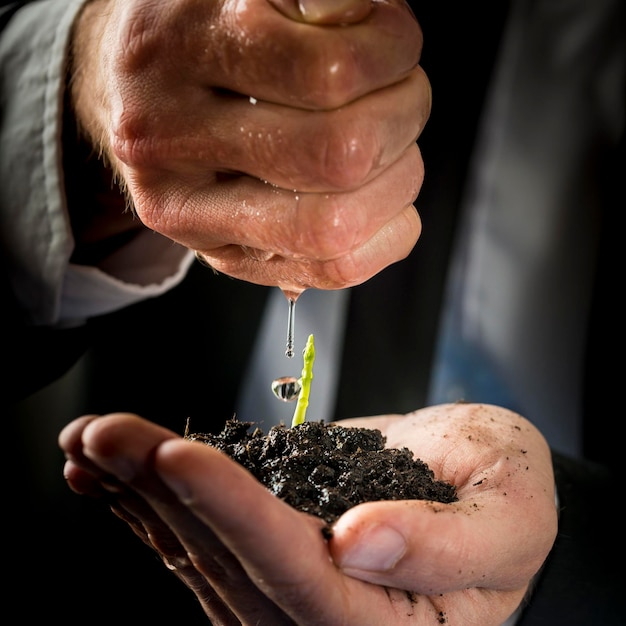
329, 499, 534, 625
155, 441, 337, 588
198, 201, 421, 293
332, 406, 559, 598
59, 414, 123, 494
212, 0, 421, 106
141, 141, 423, 257
268, 0, 373, 24
153, 437, 356, 621
142, 145, 423, 291
60, 415, 227, 614
107, 490, 243, 626
79, 414, 295, 625
121, 65, 430, 192
109, 0, 421, 111
58, 413, 101, 459
330, 500, 493, 592
61, 460, 102, 496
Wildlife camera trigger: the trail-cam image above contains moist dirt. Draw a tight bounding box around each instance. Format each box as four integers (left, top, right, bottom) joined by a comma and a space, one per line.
186, 418, 458, 526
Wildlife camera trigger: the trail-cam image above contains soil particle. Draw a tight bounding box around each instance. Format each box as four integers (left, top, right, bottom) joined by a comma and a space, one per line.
186, 418, 458, 524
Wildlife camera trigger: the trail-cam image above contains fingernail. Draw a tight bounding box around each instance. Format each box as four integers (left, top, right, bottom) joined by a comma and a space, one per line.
297, 0, 370, 24
339, 525, 407, 572
84, 447, 135, 481
158, 471, 193, 503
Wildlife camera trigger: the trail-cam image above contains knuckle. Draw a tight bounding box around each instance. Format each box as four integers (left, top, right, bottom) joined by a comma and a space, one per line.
298, 199, 361, 260
301, 49, 362, 109
309, 121, 379, 189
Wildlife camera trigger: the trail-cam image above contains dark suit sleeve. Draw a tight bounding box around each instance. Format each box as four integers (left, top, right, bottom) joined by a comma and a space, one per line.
3, 263, 89, 404
517, 452, 623, 625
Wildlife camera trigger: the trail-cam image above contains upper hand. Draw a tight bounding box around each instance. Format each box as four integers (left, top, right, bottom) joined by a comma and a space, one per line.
68, 0, 428, 295
59, 403, 557, 625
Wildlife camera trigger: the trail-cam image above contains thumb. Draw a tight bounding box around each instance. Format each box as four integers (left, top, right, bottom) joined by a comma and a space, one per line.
267, 0, 373, 24
328, 498, 547, 594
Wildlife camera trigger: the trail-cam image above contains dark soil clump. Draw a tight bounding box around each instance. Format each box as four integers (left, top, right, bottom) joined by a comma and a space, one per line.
186, 418, 458, 525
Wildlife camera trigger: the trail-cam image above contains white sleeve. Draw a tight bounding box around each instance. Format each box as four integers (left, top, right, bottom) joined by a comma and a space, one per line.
0, 0, 194, 329
60, 232, 195, 326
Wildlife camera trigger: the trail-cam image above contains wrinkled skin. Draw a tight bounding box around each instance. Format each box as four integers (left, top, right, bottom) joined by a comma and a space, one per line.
70, 0, 428, 295
59, 403, 558, 626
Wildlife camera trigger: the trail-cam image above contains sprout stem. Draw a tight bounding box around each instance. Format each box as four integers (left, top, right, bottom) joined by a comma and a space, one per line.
291, 334, 315, 427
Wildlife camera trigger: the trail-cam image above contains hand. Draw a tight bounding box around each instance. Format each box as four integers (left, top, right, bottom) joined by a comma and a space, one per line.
68, 0, 428, 295
59, 403, 557, 625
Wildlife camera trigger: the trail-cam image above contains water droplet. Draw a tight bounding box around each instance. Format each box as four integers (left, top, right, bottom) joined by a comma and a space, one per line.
271, 376, 301, 402
285, 297, 296, 358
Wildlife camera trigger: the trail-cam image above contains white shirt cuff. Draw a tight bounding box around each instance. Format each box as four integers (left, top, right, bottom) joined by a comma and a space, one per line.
59, 237, 195, 326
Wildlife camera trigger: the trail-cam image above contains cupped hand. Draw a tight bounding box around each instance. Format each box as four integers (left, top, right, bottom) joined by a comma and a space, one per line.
69, 0, 428, 295
59, 403, 557, 625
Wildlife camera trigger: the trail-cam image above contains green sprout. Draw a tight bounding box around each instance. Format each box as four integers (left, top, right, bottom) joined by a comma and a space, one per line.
291, 333, 315, 427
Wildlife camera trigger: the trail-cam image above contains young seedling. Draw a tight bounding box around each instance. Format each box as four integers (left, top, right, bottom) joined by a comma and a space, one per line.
291, 333, 315, 427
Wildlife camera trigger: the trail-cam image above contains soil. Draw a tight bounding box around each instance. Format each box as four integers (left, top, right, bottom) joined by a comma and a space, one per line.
185, 418, 458, 527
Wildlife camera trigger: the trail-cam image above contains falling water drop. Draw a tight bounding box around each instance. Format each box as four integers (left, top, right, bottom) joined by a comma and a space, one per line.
271, 376, 301, 402
285, 298, 296, 358
271, 288, 305, 402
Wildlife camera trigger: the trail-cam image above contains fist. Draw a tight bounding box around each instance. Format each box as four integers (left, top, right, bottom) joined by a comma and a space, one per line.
71, 0, 429, 294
